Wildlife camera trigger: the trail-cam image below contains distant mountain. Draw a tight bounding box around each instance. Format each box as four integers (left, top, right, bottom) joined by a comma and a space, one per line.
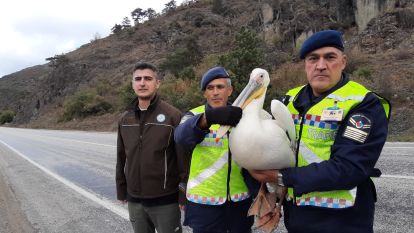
0, 0, 413, 140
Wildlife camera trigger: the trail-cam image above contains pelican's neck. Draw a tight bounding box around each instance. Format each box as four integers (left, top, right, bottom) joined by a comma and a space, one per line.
243, 90, 266, 116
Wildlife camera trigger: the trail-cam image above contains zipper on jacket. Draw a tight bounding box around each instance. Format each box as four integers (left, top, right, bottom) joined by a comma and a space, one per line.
163, 128, 173, 189
226, 132, 232, 201
137, 110, 145, 193
164, 152, 167, 189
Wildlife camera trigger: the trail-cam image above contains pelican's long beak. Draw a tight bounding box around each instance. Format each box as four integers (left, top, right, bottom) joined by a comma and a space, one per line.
233, 73, 266, 109
215, 73, 266, 142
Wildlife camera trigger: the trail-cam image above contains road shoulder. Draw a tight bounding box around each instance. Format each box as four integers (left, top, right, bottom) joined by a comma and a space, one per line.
0, 146, 34, 232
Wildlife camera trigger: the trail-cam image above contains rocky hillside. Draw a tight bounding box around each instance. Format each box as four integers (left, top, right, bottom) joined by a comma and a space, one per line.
0, 0, 413, 140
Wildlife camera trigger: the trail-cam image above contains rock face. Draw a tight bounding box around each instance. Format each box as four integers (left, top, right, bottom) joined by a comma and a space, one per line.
354, 0, 387, 32
258, 0, 413, 48
257, 0, 357, 49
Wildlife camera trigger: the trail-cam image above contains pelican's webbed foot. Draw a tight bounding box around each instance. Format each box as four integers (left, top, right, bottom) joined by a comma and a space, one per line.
248, 182, 286, 233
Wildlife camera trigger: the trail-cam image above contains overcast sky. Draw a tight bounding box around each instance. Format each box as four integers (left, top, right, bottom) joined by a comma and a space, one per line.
0, 0, 183, 78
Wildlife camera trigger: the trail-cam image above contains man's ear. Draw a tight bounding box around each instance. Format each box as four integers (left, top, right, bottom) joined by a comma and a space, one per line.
228, 86, 233, 97
342, 54, 347, 68
156, 79, 161, 89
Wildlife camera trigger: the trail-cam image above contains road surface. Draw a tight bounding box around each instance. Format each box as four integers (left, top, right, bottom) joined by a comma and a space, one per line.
0, 127, 412, 232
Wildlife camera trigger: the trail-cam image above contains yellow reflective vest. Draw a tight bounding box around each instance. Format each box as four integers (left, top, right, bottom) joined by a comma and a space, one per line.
186, 105, 250, 205
285, 81, 390, 208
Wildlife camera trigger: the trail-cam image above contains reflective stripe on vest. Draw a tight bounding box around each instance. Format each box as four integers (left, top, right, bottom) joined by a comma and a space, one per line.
285, 81, 388, 208
186, 105, 249, 205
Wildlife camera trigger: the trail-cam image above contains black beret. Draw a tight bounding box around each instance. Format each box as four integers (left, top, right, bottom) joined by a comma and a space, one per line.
200, 66, 230, 91
299, 30, 344, 59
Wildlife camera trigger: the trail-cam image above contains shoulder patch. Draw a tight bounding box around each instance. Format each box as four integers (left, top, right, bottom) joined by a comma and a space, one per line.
343, 113, 372, 143
156, 113, 166, 123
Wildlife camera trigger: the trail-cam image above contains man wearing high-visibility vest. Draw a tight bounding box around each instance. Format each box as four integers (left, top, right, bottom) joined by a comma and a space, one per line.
250, 30, 391, 233
174, 66, 257, 233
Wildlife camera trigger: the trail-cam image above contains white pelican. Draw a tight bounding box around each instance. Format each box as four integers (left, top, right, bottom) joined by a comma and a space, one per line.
216, 68, 296, 232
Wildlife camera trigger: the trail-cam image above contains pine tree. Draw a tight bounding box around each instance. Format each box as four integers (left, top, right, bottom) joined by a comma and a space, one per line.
162, 0, 177, 14
145, 8, 157, 20
121, 17, 132, 29
111, 24, 123, 34
131, 8, 145, 25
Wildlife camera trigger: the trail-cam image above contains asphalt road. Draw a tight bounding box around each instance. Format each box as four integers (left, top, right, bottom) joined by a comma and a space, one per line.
0, 127, 412, 233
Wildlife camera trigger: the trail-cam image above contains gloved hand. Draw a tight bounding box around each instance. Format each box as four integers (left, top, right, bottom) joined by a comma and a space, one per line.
205, 106, 242, 126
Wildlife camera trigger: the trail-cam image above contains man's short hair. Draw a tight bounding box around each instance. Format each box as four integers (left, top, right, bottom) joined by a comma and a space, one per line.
133, 62, 160, 79
299, 30, 345, 59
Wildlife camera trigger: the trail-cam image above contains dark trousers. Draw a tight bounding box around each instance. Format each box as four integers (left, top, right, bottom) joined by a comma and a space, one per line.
128, 202, 182, 233
184, 199, 253, 233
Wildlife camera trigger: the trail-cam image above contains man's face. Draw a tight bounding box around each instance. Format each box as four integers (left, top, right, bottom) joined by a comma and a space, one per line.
304, 47, 347, 96
132, 69, 160, 100
203, 78, 233, 108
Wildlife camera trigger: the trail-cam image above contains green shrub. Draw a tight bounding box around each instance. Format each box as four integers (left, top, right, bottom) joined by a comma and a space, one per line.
60, 90, 112, 121
353, 67, 372, 79
160, 48, 193, 77
160, 36, 203, 78
118, 81, 136, 109
96, 79, 114, 96
159, 78, 204, 111
0, 110, 16, 124
178, 66, 196, 80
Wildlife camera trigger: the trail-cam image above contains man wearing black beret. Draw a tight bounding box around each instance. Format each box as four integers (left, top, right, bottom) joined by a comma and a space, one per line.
249, 30, 391, 232
174, 66, 256, 233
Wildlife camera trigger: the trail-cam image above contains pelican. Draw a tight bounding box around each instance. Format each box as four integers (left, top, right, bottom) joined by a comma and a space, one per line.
216, 68, 296, 232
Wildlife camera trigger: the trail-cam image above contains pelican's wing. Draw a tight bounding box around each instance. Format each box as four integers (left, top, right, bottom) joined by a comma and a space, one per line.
260, 109, 272, 120
271, 99, 295, 144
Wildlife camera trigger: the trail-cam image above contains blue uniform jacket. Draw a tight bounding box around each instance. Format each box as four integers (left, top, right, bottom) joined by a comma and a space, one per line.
281, 74, 390, 233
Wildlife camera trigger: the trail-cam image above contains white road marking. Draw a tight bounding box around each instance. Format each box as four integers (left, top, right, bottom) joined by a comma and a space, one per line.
54, 138, 116, 148
380, 175, 414, 180
33, 134, 116, 148
0, 139, 128, 220
383, 147, 414, 149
